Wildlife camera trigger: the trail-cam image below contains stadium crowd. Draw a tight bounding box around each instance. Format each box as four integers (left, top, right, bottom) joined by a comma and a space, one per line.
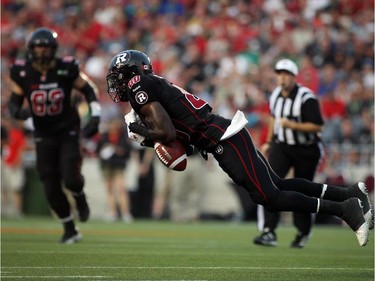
1, 0, 374, 218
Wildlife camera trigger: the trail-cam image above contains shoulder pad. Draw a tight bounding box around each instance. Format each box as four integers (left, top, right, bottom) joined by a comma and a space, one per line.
56, 57, 80, 78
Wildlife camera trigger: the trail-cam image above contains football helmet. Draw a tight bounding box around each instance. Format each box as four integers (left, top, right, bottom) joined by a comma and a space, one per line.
106, 50, 153, 102
27, 27, 58, 65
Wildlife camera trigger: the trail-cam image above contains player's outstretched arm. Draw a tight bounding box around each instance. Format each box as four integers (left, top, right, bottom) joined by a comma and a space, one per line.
74, 73, 101, 138
129, 101, 176, 145
8, 79, 30, 120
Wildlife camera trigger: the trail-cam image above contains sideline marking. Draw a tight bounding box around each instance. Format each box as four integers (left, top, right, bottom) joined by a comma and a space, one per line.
2, 266, 373, 271
0, 276, 109, 279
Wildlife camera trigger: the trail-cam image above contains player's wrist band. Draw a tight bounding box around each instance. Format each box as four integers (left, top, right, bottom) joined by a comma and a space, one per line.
89, 101, 101, 117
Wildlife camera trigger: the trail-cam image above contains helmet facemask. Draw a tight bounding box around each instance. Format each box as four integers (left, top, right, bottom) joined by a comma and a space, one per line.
106, 70, 132, 102
27, 28, 58, 66
29, 44, 56, 66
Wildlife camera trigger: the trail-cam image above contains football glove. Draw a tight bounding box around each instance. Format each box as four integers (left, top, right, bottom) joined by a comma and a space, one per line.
124, 110, 147, 144
199, 149, 208, 161
140, 138, 155, 148
183, 143, 194, 156
175, 135, 194, 156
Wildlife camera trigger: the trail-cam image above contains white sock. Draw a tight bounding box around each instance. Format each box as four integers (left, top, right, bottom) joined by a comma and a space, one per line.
316, 198, 320, 213
320, 184, 328, 198
60, 214, 74, 223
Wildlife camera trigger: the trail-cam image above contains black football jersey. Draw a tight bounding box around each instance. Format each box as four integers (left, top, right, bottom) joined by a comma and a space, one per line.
10, 57, 81, 136
127, 74, 231, 150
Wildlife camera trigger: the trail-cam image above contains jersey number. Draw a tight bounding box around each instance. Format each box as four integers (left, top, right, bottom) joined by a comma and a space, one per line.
173, 84, 207, 109
30, 89, 64, 116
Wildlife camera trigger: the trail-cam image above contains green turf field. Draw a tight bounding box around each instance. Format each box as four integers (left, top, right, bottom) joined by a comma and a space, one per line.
1, 217, 374, 281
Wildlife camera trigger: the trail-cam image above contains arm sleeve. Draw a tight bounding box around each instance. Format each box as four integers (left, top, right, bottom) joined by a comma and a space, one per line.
8, 93, 30, 120
10, 63, 23, 83
80, 82, 98, 104
301, 98, 324, 125
79, 82, 101, 117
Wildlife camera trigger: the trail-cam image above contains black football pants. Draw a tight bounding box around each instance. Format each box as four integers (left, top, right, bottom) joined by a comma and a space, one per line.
212, 128, 324, 214
35, 132, 84, 219
263, 142, 323, 235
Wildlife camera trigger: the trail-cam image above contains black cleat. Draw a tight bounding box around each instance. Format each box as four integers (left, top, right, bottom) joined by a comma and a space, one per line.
341, 198, 369, 246
290, 233, 311, 249
74, 192, 90, 222
349, 182, 374, 230
59, 228, 82, 244
253, 231, 277, 247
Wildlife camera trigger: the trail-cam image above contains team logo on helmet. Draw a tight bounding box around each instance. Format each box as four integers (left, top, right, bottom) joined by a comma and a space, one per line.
135, 91, 148, 104
114, 52, 129, 68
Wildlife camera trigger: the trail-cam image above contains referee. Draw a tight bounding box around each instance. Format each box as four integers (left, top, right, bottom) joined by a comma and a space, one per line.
253, 59, 325, 248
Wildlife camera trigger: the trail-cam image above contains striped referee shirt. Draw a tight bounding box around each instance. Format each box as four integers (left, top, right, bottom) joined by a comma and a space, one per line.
269, 84, 324, 146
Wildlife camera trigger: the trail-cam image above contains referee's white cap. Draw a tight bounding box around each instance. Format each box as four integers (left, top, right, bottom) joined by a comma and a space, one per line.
274, 59, 298, 76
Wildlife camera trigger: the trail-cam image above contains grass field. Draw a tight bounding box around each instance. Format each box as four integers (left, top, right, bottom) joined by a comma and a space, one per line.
1, 216, 374, 281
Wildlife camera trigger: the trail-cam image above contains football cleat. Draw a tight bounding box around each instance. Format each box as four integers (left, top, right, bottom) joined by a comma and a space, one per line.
341, 198, 369, 246
59, 229, 82, 244
253, 231, 277, 247
349, 182, 374, 230
290, 233, 311, 248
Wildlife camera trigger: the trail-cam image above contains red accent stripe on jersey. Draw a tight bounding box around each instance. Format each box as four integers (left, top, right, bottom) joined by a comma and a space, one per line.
172, 118, 217, 146
180, 99, 226, 133
239, 130, 261, 188
227, 132, 268, 202
175, 99, 226, 145
239, 130, 268, 202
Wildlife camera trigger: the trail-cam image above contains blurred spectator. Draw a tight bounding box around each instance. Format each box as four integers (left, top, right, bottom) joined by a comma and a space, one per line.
152, 155, 207, 222
320, 87, 347, 144
1, 118, 26, 218
130, 143, 155, 219
317, 64, 339, 96
168, 150, 207, 222
296, 55, 320, 93
97, 118, 133, 223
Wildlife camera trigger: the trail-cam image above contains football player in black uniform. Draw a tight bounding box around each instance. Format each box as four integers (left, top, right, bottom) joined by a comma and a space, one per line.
106, 50, 372, 247
8, 27, 101, 244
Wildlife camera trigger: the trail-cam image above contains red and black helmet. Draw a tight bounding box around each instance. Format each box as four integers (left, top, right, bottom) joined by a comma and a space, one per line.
106, 50, 153, 102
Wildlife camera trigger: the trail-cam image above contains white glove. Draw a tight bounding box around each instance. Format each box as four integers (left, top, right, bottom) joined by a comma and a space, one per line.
24, 117, 34, 131
124, 109, 145, 144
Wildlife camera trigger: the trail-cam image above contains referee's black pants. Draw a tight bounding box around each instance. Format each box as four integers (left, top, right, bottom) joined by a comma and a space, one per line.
263, 141, 323, 235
